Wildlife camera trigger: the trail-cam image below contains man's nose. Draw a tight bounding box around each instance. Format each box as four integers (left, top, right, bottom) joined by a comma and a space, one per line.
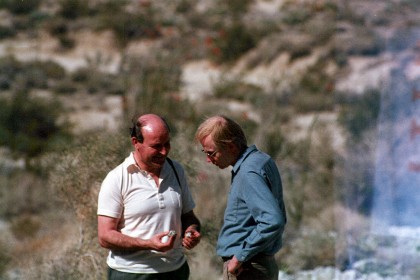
160, 146, 170, 155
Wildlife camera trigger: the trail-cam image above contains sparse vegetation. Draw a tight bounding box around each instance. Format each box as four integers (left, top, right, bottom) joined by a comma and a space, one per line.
337, 88, 381, 141
0, 91, 70, 162
0, 0, 41, 15
0, 0, 419, 279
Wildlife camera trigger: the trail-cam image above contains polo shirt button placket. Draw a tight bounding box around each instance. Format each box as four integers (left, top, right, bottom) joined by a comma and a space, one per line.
158, 192, 165, 209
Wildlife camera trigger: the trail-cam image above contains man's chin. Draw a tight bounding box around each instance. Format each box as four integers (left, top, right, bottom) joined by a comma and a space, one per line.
153, 158, 166, 166
214, 163, 227, 169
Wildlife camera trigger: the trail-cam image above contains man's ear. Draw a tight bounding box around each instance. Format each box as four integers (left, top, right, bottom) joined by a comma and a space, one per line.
131, 137, 139, 146
227, 142, 238, 154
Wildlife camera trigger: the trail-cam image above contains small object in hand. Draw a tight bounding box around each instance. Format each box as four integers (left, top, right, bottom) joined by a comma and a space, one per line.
161, 230, 176, 243
185, 232, 192, 238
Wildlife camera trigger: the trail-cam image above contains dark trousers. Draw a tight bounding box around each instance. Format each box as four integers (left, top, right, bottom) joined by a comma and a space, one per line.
222, 255, 278, 280
108, 261, 190, 280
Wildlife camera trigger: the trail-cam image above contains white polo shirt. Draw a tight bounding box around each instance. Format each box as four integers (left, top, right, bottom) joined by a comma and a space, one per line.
97, 153, 196, 273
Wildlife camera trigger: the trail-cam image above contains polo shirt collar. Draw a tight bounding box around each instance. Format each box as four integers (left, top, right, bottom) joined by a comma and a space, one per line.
126, 152, 169, 177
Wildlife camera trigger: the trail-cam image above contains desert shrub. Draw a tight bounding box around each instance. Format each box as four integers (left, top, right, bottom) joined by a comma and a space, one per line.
278, 121, 335, 228
210, 22, 256, 63
58, 0, 89, 19
261, 126, 286, 159
0, 56, 67, 90
10, 214, 41, 240
0, 240, 10, 277
126, 53, 198, 126
43, 133, 130, 279
28, 60, 66, 80
335, 131, 377, 215
216, 0, 253, 19
213, 77, 264, 104
99, 8, 161, 47
334, 26, 385, 56
51, 133, 130, 213
291, 92, 334, 113
0, 25, 16, 39
43, 16, 77, 50
16, 67, 49, 90
0, 168, 58, 220
0, 91, 70, 161
58, 34, 77, 50
52, 78, 79, 94
302, 14, 335, 46
282, 230, 336, 272
335, 90, 381, 216
281, 5, 311, 26
0, 56, 22, 89
289, 58, 336, 112
337, 88, 381, 140
45, 17, 68, 37
276, 126, 336, 273
0, 0, 41, 15
175, 0, 196, 14
71, 67, 124, 95
96, 0, 127, 15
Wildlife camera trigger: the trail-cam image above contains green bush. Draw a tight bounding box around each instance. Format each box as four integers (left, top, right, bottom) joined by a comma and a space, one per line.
43, 133, 129, 279
0, 25, 16, 39
99, 8, 161, 47
0, 56, 22, 89
28, 60, 66, 80
71, 67, 124, 95
291, 92, 335, 113
0, 240, 10, 276
210, 22, 256, 63
281, 6, 311, 26
58, 0, 89, 19
337, 88, 381, 140
125, 53, 198, 125
335, 89, 381, 215
0, 0, 41, 15
0, 56, 67, 90
213, 78, 264, 104
0, 91, 70, 160
52, 78, 79, 95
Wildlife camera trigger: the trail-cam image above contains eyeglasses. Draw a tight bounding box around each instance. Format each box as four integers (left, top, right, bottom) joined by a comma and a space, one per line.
201, 149, 218, 158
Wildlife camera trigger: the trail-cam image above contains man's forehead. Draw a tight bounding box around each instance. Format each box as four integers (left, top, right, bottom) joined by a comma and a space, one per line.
202, 134, 215, 147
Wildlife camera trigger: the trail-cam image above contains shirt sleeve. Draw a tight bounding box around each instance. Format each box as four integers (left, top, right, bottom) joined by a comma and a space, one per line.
236, 170, 285, 262
172, 160, 196, 214
97, 168, 123, 218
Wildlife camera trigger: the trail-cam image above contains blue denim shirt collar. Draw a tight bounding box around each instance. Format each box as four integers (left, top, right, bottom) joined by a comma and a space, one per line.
232, 145, 257, 174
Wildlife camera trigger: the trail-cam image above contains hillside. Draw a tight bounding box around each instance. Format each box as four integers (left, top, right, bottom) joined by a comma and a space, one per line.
0, 0, 420, 279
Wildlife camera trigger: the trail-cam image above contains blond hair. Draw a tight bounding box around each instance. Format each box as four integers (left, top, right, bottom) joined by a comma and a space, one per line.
195, 115, 247, 150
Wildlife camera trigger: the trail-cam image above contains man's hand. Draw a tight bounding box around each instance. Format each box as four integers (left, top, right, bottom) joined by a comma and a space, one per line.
227, 256, 243, 276
149, 231, 176, 252
182, 227, 201, 249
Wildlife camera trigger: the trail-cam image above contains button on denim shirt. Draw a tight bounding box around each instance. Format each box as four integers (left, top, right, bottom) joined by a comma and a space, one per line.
216, 145, 287, 262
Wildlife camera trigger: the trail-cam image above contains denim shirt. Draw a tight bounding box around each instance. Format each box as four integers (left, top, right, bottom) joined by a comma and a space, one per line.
216, 145, 287, 262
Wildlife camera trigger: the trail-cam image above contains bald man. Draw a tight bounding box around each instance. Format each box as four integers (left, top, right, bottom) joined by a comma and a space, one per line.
98, 113, 201, 280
